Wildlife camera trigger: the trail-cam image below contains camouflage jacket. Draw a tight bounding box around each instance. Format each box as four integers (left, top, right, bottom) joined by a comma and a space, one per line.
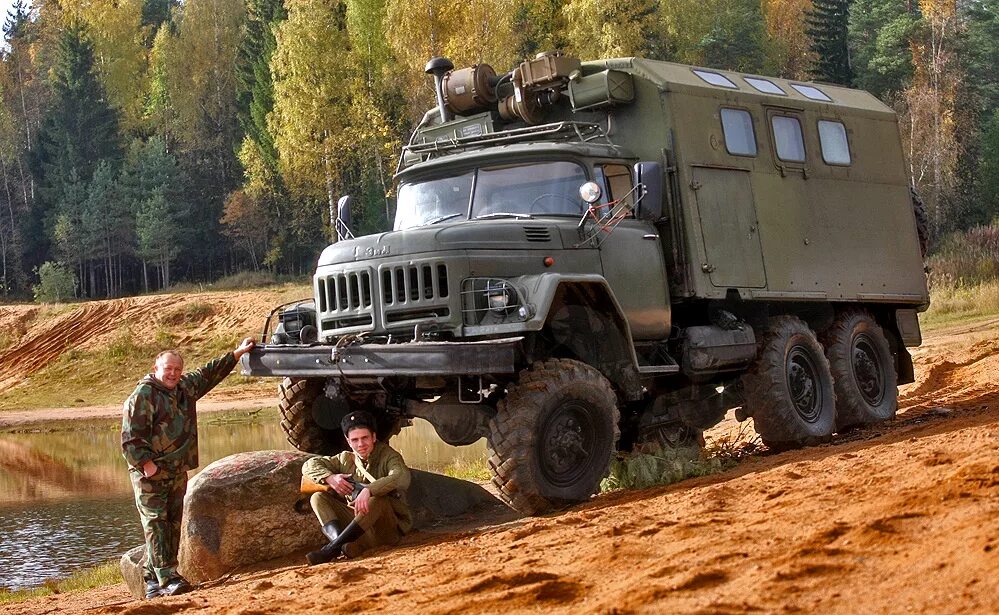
121, 352, 238, 477
302, 441, 413, 533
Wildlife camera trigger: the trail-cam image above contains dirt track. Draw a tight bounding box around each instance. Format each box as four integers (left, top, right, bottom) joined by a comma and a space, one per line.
2, 315, 997, 614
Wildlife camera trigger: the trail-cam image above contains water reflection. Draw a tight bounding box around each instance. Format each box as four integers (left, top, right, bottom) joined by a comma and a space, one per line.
0, 497, 137, 592
0, 409, 486, 590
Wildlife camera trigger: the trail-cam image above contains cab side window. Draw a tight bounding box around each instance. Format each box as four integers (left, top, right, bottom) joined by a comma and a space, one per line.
720, 108, 757, 156
595, 164, 634, 209
771, 115, 806, 162
817, 120, 851, 165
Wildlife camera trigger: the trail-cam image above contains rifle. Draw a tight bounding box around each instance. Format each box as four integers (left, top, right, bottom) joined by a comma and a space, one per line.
299, 475, 369, 499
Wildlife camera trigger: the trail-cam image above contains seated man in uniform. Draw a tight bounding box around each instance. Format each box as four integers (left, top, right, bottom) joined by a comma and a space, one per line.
302, 410, 412, 564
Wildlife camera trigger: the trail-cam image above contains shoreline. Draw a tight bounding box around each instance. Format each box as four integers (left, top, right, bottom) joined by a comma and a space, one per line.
0, 395, 275, 429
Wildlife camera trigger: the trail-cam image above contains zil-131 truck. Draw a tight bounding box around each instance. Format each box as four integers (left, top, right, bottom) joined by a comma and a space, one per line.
241, 52, 929, 514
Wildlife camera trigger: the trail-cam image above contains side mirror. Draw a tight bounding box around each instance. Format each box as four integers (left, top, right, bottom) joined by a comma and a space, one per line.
634, 162, 663, 221
336, 195, 354, 240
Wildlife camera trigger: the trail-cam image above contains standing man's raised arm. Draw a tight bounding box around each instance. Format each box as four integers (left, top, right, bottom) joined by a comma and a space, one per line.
181, 338, 255, 399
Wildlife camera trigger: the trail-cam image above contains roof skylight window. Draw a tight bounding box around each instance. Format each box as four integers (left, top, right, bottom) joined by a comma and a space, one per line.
744, 77, 785, 95
790, 84, 833, 102
693, 69, 737, 89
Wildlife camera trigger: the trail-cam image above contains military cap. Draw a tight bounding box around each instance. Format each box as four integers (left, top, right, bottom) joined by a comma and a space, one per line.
341, 410, 377, 436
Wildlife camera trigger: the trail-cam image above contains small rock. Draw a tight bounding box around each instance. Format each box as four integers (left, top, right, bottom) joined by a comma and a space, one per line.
119, 545, 146, 599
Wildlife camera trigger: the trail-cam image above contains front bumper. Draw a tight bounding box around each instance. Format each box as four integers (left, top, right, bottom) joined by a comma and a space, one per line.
240, 337, 523, 378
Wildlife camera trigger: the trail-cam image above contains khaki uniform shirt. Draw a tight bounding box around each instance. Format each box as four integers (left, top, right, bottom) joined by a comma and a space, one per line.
302, 441, 413, 533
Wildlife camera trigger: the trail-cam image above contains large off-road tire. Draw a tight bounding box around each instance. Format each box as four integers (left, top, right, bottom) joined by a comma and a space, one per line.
277, 377, 348, 455
742, 316, 836, 449
821, 310, 898, 430
487, 359, 620, 515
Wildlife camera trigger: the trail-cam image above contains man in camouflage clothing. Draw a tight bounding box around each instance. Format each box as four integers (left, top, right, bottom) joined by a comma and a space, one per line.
121, 338, 254, 599
302, 410, 412, 564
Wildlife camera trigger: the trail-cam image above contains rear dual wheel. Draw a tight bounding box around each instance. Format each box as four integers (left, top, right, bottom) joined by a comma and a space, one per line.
742, 316, 836, 449
822, 310, 897, 430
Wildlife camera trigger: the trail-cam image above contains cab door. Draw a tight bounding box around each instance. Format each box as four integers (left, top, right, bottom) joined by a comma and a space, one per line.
594, 163, 670, 341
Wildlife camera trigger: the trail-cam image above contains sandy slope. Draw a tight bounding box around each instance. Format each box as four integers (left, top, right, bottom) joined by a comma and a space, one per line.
2, 315, 997, 614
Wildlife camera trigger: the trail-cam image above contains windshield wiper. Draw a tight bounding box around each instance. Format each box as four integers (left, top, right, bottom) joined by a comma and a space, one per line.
425, 213, 464, 225
473, 212, 535, 220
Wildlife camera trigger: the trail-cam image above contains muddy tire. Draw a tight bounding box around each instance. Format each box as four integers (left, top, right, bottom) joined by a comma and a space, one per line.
822, 310, 897, 430
742, 316, 836, 449
277, 377, 348, 455
487, 359, 620, 515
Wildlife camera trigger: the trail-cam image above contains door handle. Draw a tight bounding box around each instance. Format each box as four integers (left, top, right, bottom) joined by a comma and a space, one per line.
643, 234, 659, 240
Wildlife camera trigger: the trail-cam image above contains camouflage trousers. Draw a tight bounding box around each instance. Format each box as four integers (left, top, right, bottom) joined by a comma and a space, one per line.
309, 492, 402, 556
130, 471, 188, 585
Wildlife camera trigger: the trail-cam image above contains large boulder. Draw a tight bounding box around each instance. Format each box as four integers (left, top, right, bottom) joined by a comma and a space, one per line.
407, 469, 498, 528
178, 450, 316, 584
120, 450, 504, 598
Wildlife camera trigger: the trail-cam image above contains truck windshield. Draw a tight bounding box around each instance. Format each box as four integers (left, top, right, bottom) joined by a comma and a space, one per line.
394, 161, 588, 230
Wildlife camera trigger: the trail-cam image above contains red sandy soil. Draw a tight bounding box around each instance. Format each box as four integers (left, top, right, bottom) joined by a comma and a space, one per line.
2, 313, 997, 614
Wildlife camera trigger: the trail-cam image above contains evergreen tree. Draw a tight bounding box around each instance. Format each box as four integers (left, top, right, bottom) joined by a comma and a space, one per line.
141, 0, 178, 32
136, 191, 186, 289
32, 20, 121, 297
80, 160, 131, 297
3, 0, 31, 39
976, 111, 999, 221
122, 136, 186, 290
33, 20, 121, 207
697, 0, 767, 72
960, 0, 999, 118
237, 0, 285, 177
848, 0, 920, 97
806, 0, 854, 84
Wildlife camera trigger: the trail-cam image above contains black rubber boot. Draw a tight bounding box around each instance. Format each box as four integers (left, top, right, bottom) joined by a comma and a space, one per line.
306, 518, 365, 566
160, 576, 192, 596
144, 579, 162, 599
321, 521, 342, 542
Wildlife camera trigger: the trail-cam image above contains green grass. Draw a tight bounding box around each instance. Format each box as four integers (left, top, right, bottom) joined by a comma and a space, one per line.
0, 560, 121, 605
601, 424, 760, 493
922, 279, 999, 330
439, 456, 491, 481
0, 328, 267, 411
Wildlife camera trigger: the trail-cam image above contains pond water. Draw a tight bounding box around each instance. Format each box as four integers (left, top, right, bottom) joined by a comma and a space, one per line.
0, 409, 486, 591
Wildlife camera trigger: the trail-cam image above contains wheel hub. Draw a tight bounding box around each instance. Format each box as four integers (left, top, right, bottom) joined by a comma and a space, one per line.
539, 404, 594, 487
852, 334, 885, 405
787, 348, 821, 422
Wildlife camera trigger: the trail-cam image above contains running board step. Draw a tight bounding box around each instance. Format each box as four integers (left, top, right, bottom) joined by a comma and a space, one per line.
637, 364, 680, 375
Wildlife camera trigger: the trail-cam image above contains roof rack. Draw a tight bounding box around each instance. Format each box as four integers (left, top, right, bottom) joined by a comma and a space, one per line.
402, 121, 613, 162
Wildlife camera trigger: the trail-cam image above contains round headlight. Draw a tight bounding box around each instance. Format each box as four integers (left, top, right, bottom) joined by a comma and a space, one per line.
579, 181, 602, 204
485, 280, 515, 313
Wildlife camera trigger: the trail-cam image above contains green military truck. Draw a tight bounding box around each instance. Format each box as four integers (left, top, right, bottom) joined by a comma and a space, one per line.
242, 53, 929, 515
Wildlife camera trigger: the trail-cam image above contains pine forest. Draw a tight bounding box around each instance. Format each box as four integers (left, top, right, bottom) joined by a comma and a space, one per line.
1, 0, 997, 300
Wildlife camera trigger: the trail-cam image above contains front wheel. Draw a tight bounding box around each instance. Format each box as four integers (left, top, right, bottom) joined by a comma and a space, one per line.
742, 316, 836, 449
487, 359, 620, 515
277, 377, 348, 455
822, 310, 898, 430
